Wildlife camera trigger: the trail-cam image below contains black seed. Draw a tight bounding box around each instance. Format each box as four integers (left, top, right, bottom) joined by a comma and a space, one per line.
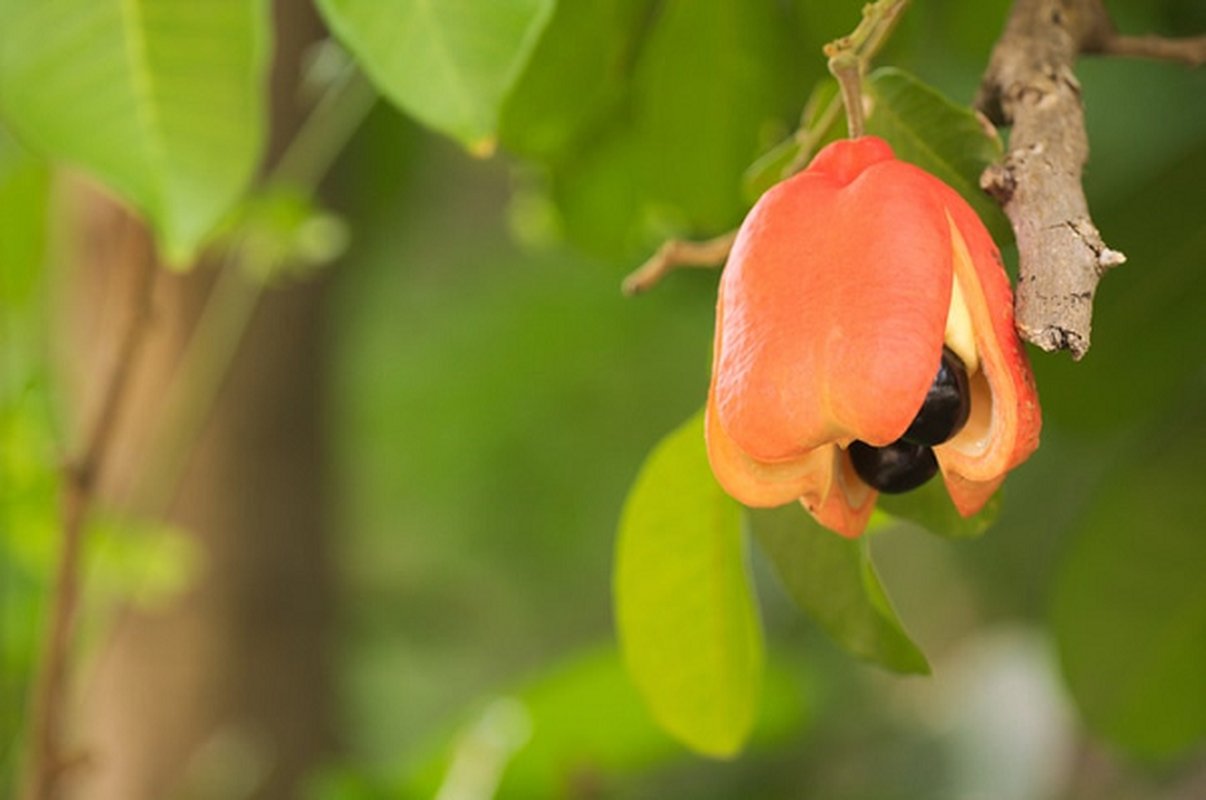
849, 440, 939, 494
901, 346, 971, 446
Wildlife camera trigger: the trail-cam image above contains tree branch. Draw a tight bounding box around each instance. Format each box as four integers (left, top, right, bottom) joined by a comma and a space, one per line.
1091, 32, 1206, 66
21, 213, 158, 800
977, 0, 1206, 358
976, 0, 1127, 359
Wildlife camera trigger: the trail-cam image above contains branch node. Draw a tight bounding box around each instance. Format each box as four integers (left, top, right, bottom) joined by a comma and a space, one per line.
980, 163, 1016, 203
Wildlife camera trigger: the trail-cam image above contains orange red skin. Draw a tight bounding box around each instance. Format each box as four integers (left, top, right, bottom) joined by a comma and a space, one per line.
705, 136, 1041, 537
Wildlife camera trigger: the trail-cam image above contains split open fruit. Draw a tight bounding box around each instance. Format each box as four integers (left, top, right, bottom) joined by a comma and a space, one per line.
705, 136, 1041, 538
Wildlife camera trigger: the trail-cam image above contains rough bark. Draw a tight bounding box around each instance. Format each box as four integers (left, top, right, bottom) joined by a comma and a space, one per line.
975, 0, 1126, 359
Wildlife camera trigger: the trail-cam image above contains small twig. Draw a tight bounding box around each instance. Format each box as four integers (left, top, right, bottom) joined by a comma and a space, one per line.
621, 231, 736, 296
21, 215, 158, 800
1091, 32, 1206, 66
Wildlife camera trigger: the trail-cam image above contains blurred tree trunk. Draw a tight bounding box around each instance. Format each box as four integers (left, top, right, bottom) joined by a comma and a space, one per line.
65, 2, 338, 798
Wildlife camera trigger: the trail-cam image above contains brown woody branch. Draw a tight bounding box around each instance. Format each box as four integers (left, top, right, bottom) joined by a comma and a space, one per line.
21, 214, 158, 800
976, 0, 1120, 359
1092, 32, 1206, 65
977, 0, 1206, 358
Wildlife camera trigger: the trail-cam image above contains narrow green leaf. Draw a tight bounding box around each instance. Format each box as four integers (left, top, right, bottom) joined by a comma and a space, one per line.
1052, 405, 1206, 760
614, 411, 763, 757
750, 504, 929, 675
316, 0, 555, 153
877, 479, 1000, 539
0, 0, 270, 264
865, 67, 1010, 243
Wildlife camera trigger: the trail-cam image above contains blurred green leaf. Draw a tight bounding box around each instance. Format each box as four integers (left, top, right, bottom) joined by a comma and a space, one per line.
500, 645, 809, 797
750, 504, 929, 675
317, 0, 554, 152
865, 67, 1010, 243
213, 186, 349, 283
0, 128, 48, 304
627, 0, 805, 235
614, 412, 763, 757
86, 516, 203, 611
499, 646, 684, 796
550, 0, 810, 256
1052, 400, 1206, 760
499, 0, 653, 162
877, 478, 1000, 539
390, 644, 811, 799
0, 0, 270, 264
742, 78, 842, 202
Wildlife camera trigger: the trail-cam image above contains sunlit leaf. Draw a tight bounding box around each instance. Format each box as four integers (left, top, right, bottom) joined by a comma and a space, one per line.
866, 67, 1009, 243
316, 0, 554, 153
750, 504, 929, 675
614, 412, 763, 757
0, 0, 270, 264
1052, 403, 1206, 760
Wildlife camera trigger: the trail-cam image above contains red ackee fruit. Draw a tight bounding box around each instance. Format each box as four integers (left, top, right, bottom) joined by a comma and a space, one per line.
705, 136, 1041, 538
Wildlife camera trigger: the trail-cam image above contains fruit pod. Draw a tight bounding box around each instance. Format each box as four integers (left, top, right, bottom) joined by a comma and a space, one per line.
706, 136, 1041, 537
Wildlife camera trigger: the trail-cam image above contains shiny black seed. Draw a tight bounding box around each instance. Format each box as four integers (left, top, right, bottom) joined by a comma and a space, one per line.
848, 440, 939, 494
901, 346, 971, 446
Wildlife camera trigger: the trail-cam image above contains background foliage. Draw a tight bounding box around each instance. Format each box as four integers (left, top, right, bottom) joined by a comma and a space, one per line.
3, 0, 1206, 797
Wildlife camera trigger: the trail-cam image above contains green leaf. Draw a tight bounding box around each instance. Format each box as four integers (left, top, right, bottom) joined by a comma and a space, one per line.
316, 0, 555, 153
614, 411, 763, 757
497, 646, 807, 798
1052, 404, 1206, 760
548, 0, 810, 257
877, 479, 1000, 540
0, 0, 270, 264
499, 0, 652, 162
392, 645, 811, 799
749, 504, 929, 675
627, 0, 809, 235
865, 67, 1010, 243
742, 78, 843, 203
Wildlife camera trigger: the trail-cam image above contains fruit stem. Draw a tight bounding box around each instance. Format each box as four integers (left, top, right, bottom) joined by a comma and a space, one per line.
823, 0, 912, 139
